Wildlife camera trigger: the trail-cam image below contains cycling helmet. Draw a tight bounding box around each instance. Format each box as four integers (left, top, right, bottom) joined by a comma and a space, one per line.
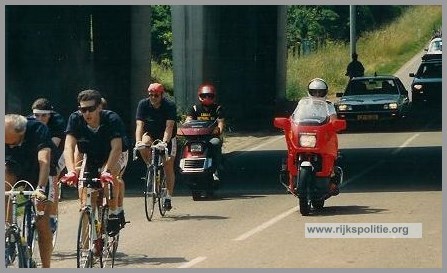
308, 78, 328, 98
198, 83, 216, 106
147, 83, 165, 94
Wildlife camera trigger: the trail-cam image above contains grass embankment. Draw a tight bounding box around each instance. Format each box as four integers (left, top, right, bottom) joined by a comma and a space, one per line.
151, 5, 442, 101
287, 5, 442, 100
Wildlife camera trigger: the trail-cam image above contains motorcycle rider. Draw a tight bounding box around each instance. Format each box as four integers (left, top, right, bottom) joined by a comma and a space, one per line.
185, 83, 225, 181
307, 78, 342, 195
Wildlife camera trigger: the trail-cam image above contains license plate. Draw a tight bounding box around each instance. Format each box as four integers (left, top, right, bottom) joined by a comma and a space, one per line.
357, 114, 378, 121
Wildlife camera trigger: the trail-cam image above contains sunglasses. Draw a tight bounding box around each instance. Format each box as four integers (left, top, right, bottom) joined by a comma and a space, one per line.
199, 93, 215, 99
79, 104, 98, 113
149, 93, 161, 98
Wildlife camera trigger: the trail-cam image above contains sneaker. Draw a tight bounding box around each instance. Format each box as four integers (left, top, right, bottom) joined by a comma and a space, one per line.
118, 211, 126, 228
163, 198, 172, 211
50, 217, 58, 235
107, 214, 121, 237
212, 171, 220, 181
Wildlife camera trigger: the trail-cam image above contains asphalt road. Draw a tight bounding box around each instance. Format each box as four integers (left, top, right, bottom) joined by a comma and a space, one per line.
49, 115, 442, 268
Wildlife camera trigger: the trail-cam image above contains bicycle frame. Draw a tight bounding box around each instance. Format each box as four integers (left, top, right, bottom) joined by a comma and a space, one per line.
133, 139, 169, 221
75, 153, 116, 268
5, 180, 37, 268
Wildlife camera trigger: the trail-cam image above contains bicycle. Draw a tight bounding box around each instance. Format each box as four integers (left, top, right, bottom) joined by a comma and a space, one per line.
133, 139, 169, 221
68, 154, 119, 268
4, 180, 38, 268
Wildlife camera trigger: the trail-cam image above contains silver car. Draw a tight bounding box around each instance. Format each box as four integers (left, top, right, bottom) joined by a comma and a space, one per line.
334, 75, 411, 122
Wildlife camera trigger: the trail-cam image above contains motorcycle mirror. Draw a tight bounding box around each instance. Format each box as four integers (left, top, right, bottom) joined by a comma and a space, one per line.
332, 119, 347, 132
273, 117, 290, 130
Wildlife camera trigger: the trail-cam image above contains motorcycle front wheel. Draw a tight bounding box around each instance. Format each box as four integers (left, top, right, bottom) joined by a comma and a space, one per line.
297, 166, 313, 216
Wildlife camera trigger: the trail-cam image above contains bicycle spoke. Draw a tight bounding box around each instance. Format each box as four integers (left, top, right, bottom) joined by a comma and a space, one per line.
76, 210, 93, 268
144, 168, 156, 221
5, 228, 27, 268
158, 172, 168, 216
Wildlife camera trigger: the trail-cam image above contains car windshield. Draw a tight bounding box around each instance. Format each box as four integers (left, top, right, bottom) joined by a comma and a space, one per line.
291, 97, 329, 125
344, 79, 399, 96
416, 62, 442, 78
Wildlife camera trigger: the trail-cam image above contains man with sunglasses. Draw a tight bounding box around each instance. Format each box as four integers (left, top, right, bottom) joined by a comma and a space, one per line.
29, 98, 66, 236
5, 114, 56, 267
185, 83, 225, 181
135, 82, 177, 211
61, 89, 130, 237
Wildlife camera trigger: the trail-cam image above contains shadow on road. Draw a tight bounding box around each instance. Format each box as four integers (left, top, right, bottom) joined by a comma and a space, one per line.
312, 205, 388, 216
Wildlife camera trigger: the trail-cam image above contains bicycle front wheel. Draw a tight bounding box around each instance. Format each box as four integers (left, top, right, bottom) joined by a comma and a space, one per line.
100, 206, 119, 268
158, 171, 168, 216
76, 210, 93, 268
5, 228, 27, 268
144, 167, 157, 221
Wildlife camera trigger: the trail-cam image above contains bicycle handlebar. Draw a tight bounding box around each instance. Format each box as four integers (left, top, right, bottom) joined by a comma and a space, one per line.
133, 139, 169, 161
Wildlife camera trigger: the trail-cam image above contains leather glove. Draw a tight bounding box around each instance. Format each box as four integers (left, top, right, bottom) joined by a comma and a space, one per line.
100, 171, 114, 187
60, 170, 78, 187
32, 187, 47, 201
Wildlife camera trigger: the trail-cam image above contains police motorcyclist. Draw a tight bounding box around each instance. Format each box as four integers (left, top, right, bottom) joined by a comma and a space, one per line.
307, 78, 342, 195
185, 83, 225, 181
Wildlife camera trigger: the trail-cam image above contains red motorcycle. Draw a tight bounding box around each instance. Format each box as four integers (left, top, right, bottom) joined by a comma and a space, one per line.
177, 120, 220, 200
274, 97, 346, 215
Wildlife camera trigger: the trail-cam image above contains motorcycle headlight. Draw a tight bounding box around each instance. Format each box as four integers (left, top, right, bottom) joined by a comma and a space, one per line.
190, 143, 203, 153
383, 102, 398, 110
299, 133, 317, 148
337, 104, 352, 111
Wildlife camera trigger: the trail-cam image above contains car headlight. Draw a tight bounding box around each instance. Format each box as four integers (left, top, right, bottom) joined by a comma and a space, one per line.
299, 133, 317, 148
190, 143, 203, 153
384, 102, 398, 110
413, 84, 423, 90
337, 104, 352, 111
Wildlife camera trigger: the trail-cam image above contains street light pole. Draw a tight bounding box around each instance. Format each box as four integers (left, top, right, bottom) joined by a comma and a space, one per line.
350, 5, 357, 56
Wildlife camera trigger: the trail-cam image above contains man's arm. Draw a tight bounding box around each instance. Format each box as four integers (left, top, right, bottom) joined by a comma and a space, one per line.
135, 120, 145, 142
163, 120, 175, 143
103, 138, 122, 173
64, 134, 77, 172
37, 147, 51, 188
217, 118, 225, 135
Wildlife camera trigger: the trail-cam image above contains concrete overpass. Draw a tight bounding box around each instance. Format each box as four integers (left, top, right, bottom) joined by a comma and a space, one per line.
5, 5, 288, 133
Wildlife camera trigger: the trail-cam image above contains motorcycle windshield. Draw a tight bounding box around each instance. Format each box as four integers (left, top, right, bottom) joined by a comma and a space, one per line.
291, 97, 330, 125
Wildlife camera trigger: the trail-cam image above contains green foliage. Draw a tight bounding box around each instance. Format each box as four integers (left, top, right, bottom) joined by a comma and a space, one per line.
151, 60, 174, 96
151, 5, 173, 65
286, 5, 442, 101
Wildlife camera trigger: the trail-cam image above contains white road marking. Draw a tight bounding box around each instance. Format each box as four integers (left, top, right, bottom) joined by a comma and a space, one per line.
233, 207, 297, 241
178, 256, 207, 268
391, 133, 420, 155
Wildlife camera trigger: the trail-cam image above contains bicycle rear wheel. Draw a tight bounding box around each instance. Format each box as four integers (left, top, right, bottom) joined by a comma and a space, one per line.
158, 171, 168, 216
76, 210, 93, 268
144, 167, 157, 221
5, 228, 27, 268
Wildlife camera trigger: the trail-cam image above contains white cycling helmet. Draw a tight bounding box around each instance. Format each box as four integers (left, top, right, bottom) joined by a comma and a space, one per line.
308, 78, 328, 98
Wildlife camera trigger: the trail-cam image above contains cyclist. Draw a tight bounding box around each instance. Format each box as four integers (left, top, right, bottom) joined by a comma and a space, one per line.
61, 89, 130, 236
29, 98, 66, 236
135, 82, 177, 211
185, 83, 225, 181
5, 114, 56, 268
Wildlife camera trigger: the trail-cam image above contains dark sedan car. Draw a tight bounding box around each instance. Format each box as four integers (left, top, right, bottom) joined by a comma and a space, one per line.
335, 75, 411, 122
409, 53, 442, 108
